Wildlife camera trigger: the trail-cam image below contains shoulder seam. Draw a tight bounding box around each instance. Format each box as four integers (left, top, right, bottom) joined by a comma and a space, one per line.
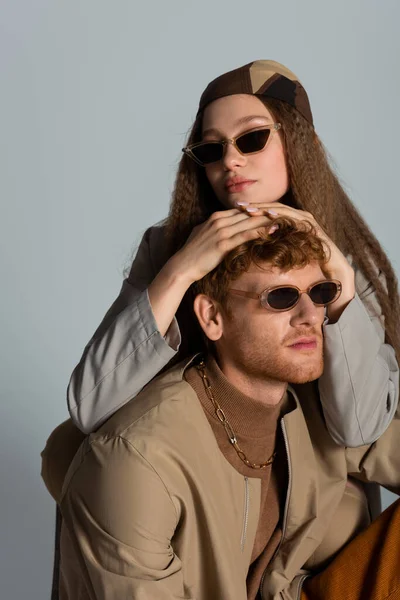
119, 435, 179, 524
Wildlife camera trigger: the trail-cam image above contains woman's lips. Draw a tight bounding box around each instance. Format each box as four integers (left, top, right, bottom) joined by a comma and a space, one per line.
225, 179, 256, 194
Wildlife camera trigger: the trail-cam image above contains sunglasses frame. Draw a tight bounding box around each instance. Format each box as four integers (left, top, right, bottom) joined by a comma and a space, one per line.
229, 279, 342, 312
182, 123, 282, 167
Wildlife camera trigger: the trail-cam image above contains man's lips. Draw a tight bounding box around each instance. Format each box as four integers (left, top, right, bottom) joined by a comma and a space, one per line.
287, 337, 318, 350
225, 177, 256, 193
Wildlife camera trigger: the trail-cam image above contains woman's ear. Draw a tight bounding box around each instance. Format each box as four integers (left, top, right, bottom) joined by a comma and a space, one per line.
193, 294, 223, 342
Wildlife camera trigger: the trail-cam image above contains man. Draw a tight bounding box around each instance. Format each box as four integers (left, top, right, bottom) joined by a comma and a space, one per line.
49, 219, 400, 600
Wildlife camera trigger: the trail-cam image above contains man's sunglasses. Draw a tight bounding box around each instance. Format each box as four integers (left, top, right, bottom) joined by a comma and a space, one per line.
229, 280, 342, 312
182, 124, 282, 167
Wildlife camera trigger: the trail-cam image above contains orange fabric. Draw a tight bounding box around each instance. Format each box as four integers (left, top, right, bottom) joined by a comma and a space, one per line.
301, 498, 400, 600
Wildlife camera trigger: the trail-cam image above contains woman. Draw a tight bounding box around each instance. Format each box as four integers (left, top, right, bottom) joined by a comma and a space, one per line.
67, 59, 399, 445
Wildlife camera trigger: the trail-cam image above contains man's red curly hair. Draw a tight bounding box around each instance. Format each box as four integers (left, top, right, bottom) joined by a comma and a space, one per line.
193, 217, 330, 313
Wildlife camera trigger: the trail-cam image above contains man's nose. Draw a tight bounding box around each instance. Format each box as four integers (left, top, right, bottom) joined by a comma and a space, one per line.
290, 293, 323, 327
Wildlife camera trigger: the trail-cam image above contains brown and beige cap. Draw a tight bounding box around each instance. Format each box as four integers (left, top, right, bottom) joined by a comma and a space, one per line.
197, 60, 313, 125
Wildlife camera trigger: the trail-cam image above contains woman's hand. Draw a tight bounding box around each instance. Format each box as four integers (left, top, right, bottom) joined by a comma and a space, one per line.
171, 208, 273, 285
148, 209, 272, 337
236, 201, 356, 321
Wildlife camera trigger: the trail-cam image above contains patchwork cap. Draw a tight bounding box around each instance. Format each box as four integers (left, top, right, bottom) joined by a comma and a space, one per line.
197, 60, 313, 125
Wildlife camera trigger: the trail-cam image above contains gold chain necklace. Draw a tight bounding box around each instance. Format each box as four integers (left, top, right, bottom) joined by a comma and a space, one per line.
196, 359, 276, 470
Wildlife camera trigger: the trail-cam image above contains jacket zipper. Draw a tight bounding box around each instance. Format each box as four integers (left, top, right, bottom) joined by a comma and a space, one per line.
259, 419, 292, 596
241, 476, 250, 552
296, 574, 309, 600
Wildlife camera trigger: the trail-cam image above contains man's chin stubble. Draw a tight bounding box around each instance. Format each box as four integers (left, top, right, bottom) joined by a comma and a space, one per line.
287, 360, 324, 384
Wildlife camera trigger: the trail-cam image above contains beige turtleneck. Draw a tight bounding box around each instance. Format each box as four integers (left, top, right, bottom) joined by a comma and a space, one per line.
184, 355, 288, 600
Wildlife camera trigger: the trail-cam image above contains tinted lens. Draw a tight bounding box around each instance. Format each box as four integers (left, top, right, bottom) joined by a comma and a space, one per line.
309, 281, 339, 305
191, 142, 223, 165
264, 287, 300, 310
236, 129, 271, 154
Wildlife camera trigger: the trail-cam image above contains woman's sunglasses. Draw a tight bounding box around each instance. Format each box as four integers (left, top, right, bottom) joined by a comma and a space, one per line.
229, 280, 342, 312
182, 124, 282, 167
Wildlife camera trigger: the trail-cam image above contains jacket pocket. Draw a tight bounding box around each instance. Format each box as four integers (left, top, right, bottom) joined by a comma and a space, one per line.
304, 480, 370, 571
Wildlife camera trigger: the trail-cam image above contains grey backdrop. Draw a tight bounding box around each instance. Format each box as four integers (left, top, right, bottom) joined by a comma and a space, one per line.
1, 1, 399, 598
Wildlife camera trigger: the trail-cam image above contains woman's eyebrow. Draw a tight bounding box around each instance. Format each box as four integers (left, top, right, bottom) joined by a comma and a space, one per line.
235, 114, 272, 126
202, 115, 271, 137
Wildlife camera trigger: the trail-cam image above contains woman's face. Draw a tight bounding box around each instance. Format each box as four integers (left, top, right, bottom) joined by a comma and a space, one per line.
201, 94, 289, 208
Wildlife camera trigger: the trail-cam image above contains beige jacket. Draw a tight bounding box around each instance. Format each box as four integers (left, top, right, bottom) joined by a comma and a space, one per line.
55, 355, 399, 600
66, 223, 398, 446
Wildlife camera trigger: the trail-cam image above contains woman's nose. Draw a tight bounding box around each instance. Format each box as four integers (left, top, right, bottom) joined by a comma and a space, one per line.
221, 141, 247, 170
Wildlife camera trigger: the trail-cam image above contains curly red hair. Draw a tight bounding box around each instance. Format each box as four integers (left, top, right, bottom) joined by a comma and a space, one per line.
193, 217, 329, 312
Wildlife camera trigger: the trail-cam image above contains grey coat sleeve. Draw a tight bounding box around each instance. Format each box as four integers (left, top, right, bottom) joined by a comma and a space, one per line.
318, 268, 399, 447
67, 225, 181, 433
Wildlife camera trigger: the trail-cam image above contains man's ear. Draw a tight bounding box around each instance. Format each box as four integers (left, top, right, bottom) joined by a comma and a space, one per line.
193, 294, 224, 342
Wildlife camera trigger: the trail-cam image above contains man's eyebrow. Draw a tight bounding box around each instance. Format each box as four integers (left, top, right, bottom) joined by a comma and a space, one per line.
202, 115, 271, 137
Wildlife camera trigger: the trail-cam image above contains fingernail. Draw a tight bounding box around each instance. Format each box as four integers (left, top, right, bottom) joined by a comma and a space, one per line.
235, 201, 249, 206
246, 207, 259, 213
267, 209, 278, 216
269, 224, 279, 234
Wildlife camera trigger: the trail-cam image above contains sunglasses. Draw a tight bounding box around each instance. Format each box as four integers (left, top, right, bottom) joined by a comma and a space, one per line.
182, 124, 282, 167
229, 280, 342, 312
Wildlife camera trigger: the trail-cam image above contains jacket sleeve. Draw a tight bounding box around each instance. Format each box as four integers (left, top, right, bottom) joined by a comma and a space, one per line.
345, 400, 400, 497
60, 436, 195, 600
67, 226, 181, 434
318, 268, 399, 447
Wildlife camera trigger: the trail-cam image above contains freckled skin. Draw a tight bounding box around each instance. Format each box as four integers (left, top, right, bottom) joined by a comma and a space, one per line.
214, 263, 325, 398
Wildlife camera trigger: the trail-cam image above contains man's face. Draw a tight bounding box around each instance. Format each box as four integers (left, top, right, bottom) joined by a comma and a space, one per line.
214, 262, 326, 385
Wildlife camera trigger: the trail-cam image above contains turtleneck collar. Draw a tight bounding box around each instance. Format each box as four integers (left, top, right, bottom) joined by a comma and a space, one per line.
188, 354, 286, 439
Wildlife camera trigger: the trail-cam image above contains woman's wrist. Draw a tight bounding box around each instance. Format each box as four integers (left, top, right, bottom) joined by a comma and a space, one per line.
326, 270, 355, 322
147, 254, 195, 338
165, 251, 197, 288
